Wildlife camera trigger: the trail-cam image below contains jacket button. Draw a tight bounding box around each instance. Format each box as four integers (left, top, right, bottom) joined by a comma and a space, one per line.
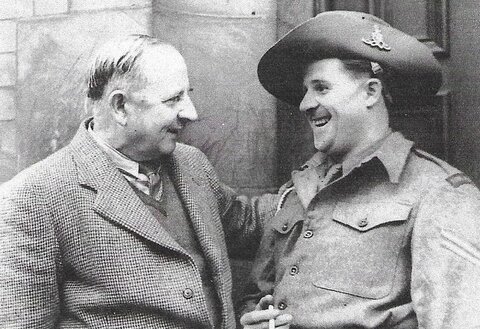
358, 219, 368, 228
290, 266, 299, 276
182, 288, 194, 299
303, 230, 314, 238
278, 302, 287, 310
282, 224, 288, 231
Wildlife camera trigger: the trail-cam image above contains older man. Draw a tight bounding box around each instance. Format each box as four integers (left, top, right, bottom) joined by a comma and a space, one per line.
0, 35, 275, 328
240, 11, 480, 329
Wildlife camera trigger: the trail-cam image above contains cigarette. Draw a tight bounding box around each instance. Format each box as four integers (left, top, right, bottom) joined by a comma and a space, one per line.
268, 305, 275, 329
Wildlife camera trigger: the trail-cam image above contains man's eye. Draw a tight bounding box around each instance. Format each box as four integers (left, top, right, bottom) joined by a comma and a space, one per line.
314, 84, 328, 92
164, 95, 182, 103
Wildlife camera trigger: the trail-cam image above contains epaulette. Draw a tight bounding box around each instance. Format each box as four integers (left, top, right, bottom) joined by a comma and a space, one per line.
413, 149, 474, 188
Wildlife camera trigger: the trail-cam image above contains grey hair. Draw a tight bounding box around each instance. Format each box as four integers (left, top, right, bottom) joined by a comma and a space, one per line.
86, 34, 166, 100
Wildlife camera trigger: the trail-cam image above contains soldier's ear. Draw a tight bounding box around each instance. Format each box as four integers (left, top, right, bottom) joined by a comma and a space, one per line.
109, 90, 127, 126
365, 78, 382, 108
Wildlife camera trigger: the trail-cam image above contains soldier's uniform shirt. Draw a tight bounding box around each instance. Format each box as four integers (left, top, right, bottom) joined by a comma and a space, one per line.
242, 132, 480, 328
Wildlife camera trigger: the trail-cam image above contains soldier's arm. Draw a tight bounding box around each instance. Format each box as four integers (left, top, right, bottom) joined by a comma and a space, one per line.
193, 147, 279, 257
411, 180, 480, 328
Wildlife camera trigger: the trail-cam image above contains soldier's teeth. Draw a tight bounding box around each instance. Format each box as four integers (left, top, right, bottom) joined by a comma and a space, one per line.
313, 117, 330, 127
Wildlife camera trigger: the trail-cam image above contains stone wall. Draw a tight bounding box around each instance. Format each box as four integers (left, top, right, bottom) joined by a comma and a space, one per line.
0, 1, 18, 182
1, 0, 278, 197
0, 0, 151, 183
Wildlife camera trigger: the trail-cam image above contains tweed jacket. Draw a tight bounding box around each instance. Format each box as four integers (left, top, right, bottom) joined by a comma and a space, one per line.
0, 119, 276, 329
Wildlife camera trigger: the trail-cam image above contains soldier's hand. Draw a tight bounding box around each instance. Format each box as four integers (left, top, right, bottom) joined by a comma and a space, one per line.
240, 295, 293, 329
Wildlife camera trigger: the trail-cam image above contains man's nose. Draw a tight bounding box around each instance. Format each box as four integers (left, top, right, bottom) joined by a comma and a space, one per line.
179, 95, 198, 122
299, 89, 317, 113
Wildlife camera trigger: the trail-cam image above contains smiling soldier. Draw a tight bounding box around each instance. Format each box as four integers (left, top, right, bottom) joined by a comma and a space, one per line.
239, 11, 480, 329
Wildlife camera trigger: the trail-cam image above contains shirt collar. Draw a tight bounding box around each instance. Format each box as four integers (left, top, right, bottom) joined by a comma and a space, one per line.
87, 121, 141, 179
301, 131, 414, 184
342, 131, 414, 183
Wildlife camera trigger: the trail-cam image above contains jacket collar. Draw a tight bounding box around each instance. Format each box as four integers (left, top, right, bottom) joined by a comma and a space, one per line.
68, 118, 187, 255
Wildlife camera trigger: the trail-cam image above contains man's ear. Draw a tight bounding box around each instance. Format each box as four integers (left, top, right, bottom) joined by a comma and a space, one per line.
109, 90, 127, 126
365, 78, 382, 108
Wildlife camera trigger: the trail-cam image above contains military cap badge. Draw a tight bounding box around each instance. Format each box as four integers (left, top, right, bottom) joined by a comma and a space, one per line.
362, 24, 391, 51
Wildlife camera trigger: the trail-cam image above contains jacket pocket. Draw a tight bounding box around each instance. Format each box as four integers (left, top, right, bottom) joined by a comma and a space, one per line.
271, 193, 305, 235
270, 194, 305, 260
312, 201, 412, 299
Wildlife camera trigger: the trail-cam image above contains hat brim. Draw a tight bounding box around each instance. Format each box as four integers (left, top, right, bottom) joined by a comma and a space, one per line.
258, 11, 442, 106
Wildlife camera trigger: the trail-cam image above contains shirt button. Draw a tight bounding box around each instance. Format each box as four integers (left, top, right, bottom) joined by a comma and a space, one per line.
281, 224, 288, 231
278, 302, 287, 310
304, 230, 314, 238
182, 288, 194, 299
358, 218, 368, 228
290, 266, 299, 276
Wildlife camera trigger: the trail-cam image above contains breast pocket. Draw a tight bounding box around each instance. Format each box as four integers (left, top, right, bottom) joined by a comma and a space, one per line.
270, 195, 306, 264
312, 201, 412, 299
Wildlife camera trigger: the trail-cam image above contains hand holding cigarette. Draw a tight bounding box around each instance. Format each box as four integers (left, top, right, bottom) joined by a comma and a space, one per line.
268, 305, 275, 329
239, 295, 293, 329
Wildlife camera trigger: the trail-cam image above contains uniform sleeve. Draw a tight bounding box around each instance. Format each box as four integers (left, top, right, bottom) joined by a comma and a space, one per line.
194, 147, 279, 259
411, 182, 480, 328
0, 183, 60, 328
219, 186, 278, 259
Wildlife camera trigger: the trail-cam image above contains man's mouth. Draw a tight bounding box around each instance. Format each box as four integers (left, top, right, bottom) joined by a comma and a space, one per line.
311, 114, 331, 127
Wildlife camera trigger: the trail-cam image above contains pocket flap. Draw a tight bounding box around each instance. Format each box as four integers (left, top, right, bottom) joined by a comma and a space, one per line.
271, 193, 305, 234
333, 201, 412, 232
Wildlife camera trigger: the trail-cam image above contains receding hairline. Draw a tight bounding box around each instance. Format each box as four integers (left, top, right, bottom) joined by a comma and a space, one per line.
86, 35, 180, 101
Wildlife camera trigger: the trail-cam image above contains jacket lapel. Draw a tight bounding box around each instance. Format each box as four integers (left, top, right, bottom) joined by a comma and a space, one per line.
69, 119, 186, 255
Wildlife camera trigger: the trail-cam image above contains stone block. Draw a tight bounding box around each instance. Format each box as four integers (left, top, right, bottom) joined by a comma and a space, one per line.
70, 0, 150, 12
0, 120, 17, 183
0, 0, 16, 19
153, 0, 275, 17
0, 21, 16, 53
0, 89, 15, 120
154, 2, 278, 190
0, 120, 17, 156
34, 0, 68, 16
16, 8, 152, 168
16, 0, 34, 17
0, 53, 16, 86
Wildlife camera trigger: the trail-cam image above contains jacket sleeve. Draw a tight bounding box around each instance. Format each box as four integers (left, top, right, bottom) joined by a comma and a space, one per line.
0, 181, 60, 328
411, 182, 480, 328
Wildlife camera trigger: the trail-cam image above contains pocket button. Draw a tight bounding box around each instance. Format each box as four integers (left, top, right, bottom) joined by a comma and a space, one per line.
289, 265, 299, 276
357, 218, 368, 228
303, 230, 314, 238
